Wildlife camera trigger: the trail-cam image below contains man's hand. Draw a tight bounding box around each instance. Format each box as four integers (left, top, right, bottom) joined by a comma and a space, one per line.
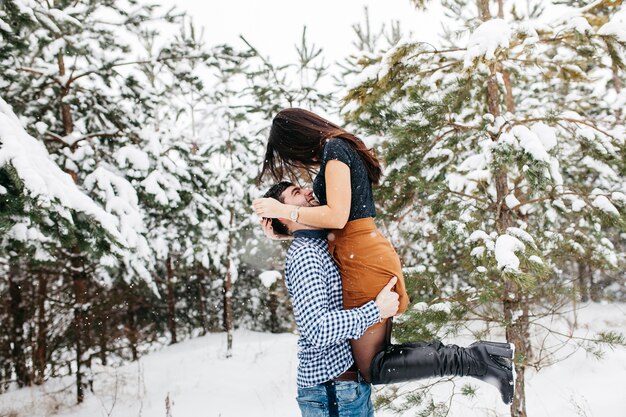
260, 218, 293, 241
375, 277, 400, 319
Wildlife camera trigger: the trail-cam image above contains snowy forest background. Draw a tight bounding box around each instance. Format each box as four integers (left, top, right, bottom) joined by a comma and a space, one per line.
0, 0, 625, 416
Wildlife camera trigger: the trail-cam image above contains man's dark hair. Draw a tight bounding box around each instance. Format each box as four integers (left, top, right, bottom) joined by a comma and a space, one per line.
263, 181, 293, 236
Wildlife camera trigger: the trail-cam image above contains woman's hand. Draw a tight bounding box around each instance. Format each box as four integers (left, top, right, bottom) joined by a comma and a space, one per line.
260, 218, 292, 241
252, 197, 288, 219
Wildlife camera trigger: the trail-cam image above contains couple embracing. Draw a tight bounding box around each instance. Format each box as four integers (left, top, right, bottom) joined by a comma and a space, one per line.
253, 109, 515, 417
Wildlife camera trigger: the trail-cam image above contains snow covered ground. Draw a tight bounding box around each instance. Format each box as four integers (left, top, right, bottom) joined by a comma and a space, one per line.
1, 303, 624, 417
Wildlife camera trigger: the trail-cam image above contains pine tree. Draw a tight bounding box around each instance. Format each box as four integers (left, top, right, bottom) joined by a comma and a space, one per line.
0, 0, 200, 401
342, 1, 625, 415
187, 30, 337, 356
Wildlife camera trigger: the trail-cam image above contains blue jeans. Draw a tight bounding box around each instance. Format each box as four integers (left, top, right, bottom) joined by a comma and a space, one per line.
296, 380, 375, 417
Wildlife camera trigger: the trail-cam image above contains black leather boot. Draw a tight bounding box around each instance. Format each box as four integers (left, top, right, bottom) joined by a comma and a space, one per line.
370, 340, 515, 405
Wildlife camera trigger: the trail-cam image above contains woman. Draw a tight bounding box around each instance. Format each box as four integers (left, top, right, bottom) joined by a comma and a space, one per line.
253, 108, 515, 404
253, 108, 409, 382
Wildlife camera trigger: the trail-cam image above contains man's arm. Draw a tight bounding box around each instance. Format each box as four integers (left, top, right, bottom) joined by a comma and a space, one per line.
287, 245, 381, 349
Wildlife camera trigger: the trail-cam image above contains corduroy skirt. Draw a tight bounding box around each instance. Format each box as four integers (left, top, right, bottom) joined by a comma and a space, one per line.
328, 217, 410, 313
327, 217, 410, 381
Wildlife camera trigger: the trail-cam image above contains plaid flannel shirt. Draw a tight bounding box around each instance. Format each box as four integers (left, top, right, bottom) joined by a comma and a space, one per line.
284, 229, 381, 388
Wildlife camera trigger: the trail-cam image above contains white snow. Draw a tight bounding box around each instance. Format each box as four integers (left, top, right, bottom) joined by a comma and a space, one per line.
1, 304, 625, 417
464, 18, 511, 68
598, 16, 626, 42
506, 227, 535, 246
570, 197, 586, 212
495, 234, 526, 271
259, 270, 282, 288
505, 193, 521, 209
568, 16, 592, 35
548, 158, 564, 187
47, 8, 83, 27
345, 62, 381, 90
114, 146, 151, 172
10, 0, 36, 21
611, 192, 626, 205
514, 22, 539, 44
34, 121, 48, 135
413, 301, 452, 314
412, 302, 429, 312
531, 122, 557, 151
511, 125, 551, 162
468, 230, 491, 243
581, 156, 619, 182
592, 195, 619, 216
0, 96, 123, 243
141, 170, 182, 206
83, 167, 150, 263
0, 17, 11, 33
429, 302, 452, 314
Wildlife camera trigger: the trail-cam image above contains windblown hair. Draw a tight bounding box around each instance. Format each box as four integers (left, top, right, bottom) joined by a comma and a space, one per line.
257, 108, 382, 185
262, 181, 293, 236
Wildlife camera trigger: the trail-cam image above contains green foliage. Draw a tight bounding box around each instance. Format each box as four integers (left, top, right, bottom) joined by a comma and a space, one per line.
341, 1, 625, 413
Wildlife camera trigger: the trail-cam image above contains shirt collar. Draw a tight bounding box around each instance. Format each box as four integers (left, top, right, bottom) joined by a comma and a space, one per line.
292, 229, 328, 240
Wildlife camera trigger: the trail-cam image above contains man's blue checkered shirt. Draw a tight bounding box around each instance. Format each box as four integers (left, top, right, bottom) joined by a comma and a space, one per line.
284, 229, 381, 388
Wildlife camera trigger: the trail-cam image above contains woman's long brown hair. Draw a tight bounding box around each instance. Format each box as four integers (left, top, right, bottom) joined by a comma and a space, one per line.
257, 108, 382, 185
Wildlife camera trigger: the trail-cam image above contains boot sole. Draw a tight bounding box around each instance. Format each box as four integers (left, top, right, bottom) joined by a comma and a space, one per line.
483, 341, 516, 405
510, 342, 516, 404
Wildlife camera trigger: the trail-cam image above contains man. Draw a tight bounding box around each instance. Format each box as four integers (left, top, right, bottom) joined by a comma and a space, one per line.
262, 182, 515, 417
262, 182, 399, 417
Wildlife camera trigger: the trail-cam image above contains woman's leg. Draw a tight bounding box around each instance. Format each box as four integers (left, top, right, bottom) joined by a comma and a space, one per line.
330, 219, 514, 404
349, 319, 389, 382
350, 315, 515, 404
369, 339, 516, 404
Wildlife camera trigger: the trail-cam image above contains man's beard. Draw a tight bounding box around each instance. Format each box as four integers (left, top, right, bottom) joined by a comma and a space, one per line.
306, 196, 320, 207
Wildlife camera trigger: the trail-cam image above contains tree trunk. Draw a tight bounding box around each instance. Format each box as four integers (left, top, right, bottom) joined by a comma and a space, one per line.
57, 48, 88, 403
589, 269, 602, 302
34, 273, 48, 385
577, 261, 591, 302
98, 319, 107, 366
223, 210, 235, 358
3, 361, 12, 391
71, 250, 89, 404
477, 0, 491, 21
166, 256, 178, 345
197, 267, 208, 336
478, 1, 529, 416
268, 282, 279, 333
612, 64, 622, 122
57, 52, 74, 137
126, 304, 139, 361
503, 69, 515, 113
9, 260, 31, 387
224, 261, 234, 357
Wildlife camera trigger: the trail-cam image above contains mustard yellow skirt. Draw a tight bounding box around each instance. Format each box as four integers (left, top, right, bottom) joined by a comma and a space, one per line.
327, 217, 410, 314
